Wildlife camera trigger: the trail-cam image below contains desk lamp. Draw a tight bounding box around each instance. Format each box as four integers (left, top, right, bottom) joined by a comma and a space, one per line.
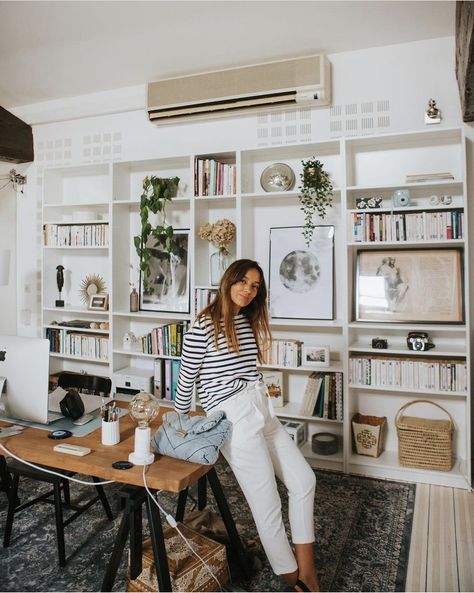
128, 391, 160, 465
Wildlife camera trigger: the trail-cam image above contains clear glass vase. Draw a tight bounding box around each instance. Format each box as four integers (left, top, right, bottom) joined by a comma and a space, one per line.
210, 250, 231, 286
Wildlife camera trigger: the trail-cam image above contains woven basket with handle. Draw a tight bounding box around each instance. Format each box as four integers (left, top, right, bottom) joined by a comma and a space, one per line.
395, 399, 454, 471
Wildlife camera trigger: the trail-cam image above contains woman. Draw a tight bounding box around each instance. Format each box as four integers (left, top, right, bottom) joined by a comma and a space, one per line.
174, 259, 319, 592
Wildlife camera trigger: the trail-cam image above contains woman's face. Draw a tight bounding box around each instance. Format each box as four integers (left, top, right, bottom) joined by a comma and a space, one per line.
230, 268, 261, 313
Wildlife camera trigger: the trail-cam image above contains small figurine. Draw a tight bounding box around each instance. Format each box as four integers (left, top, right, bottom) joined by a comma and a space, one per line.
55, 265, 65, 307
425, 99, 441, 124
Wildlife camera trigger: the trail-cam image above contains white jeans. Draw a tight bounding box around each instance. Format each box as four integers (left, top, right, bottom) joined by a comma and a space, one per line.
214, 381, 316, 575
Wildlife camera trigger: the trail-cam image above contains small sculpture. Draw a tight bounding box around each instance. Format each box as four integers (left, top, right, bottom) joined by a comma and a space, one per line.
55, 265, 65, 307
425, 99, 441, 124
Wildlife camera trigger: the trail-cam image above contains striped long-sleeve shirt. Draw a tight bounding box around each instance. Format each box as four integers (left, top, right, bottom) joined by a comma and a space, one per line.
174, 313, 260, 413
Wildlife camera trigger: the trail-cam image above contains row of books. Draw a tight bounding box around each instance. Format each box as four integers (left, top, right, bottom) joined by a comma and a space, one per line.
43, 223, 109, 247
194, 157, 237, 196
195, 288, 218, 314
405, 171, 454, 183
300, 372, 343, 420
45, 328, 109, 361
261, 339, 302, 368
349, 356, 467, 392
140, 322, 189, 357
154, 358, 181, 401
351, 210, 463, 243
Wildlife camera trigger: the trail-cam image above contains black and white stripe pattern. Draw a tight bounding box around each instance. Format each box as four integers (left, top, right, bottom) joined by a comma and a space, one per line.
174, 313, 259, 413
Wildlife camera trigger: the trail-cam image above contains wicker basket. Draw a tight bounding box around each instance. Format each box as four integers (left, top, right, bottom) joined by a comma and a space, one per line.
395, 399, 454, 471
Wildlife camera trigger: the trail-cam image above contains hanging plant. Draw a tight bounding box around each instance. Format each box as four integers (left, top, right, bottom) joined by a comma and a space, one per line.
133, 175, 180, 293
298, 158, 334, 246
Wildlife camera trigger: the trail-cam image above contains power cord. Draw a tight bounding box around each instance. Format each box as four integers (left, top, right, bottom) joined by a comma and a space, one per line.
142, 465, 223, 591
0, 442, 115, 486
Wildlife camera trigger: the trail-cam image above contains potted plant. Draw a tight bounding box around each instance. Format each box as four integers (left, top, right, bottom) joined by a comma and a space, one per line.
133, 175, 180, 294
298, 158, 334, 246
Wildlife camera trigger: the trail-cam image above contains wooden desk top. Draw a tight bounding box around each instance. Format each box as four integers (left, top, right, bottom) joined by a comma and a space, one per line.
0, 409, 209, 492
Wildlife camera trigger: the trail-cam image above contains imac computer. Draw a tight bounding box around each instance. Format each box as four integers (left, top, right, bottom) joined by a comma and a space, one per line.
0, 335, 53, 424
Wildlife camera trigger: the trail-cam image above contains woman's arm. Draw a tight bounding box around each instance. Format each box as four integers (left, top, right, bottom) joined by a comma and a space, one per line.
174, 321, 209, 413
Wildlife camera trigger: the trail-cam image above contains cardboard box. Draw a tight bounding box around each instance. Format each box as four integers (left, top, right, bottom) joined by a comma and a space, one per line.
283, 420, 306, 447
127, 523, 229, 592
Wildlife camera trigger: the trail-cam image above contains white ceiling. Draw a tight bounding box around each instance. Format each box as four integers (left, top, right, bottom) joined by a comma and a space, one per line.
0, 0, 455, 109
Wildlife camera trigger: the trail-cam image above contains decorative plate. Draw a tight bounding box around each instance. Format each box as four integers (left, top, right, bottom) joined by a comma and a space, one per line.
260, 163, 295, 192
79, 274, 107, 305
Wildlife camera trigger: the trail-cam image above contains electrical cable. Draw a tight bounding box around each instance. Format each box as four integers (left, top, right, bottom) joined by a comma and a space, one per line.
142, 465, 222, 591
0, 442, 115, 486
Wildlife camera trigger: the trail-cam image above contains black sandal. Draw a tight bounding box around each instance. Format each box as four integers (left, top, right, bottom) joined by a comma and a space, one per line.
295, 578, 311, 592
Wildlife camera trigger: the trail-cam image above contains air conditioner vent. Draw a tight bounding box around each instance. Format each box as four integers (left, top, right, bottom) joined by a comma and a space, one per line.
147, 54, 331, 123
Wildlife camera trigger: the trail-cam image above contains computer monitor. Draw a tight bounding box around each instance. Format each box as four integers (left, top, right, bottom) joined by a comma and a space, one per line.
0, 335, 51, 424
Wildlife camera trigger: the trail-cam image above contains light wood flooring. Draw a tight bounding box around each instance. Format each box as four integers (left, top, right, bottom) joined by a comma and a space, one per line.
405, 484, 474, 592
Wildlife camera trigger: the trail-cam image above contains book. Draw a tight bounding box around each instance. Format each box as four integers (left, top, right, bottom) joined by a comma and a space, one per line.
299, 372, 323, 416
261, 370, 284, 408
164, 359, 172, 400
154, 359, 164, 399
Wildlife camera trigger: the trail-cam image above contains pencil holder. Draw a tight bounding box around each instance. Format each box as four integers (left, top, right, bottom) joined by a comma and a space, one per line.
102, 419, 120, 446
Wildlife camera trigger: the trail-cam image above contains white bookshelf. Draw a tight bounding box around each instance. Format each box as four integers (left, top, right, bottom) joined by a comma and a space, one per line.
41, 126, 471, 488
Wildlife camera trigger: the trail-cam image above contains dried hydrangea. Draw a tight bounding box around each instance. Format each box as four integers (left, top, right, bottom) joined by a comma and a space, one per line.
198, 218, 236, 255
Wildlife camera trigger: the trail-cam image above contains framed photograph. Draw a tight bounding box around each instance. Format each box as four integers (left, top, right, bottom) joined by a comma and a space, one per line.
302, 345, 330, 368
269, 226, 334, 320
139, 229, 190, 313
355, 248, 463, 323
88, 293, 109, 311
261, 370, 284, 408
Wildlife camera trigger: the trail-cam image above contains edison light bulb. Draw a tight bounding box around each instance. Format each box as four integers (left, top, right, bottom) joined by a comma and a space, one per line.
128, 392, 160, 465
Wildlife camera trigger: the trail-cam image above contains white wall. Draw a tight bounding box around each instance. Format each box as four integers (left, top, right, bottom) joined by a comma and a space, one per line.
0, 163, 17, 335
11, 35, 468, 336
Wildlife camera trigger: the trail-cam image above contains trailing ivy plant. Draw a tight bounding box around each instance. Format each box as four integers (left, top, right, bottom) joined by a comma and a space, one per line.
298, 158, 334, 246
133, 175, 180, 293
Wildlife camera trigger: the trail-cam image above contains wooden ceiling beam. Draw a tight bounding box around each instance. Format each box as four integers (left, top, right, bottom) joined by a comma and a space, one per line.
456, 1, 474, 123
0, 106, 34, 163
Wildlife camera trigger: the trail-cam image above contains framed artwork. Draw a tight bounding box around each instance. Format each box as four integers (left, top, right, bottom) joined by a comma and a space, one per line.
355, 248, 464, 323
139, 229, 190, 313
268, 226, 334, 320
302, 345, 330, 368
88, 293, 109, 311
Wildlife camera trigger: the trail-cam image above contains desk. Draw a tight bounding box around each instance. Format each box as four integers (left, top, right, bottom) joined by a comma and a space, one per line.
0, 409, 247, 591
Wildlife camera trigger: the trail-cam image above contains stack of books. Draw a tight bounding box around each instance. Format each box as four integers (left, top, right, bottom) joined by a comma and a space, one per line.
405, 172, 454, 183
299, 372, 343, 420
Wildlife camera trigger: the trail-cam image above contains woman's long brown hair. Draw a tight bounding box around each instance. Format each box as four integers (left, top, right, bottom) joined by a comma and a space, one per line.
199, 259, 272, 363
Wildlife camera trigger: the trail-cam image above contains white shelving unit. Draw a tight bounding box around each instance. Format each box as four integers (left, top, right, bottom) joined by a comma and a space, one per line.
41, 126, 472, 488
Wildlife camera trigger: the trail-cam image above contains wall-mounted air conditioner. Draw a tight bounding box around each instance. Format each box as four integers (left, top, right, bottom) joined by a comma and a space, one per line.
147, 54, 331, 123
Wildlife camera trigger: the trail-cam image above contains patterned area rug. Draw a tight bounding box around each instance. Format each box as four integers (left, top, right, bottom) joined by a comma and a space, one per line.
0, 459, 415, 592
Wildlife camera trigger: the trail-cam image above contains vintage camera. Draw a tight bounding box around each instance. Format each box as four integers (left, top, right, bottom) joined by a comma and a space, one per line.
371, 337, 388, 349
406, 332, 435, 351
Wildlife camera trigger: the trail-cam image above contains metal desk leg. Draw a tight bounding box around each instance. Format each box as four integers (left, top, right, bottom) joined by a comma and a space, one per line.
175, 487, 188, 522
206, 467, 249, 579
197, 475, 207, 510
146, 493, 173, 592
101, 486, 144, 592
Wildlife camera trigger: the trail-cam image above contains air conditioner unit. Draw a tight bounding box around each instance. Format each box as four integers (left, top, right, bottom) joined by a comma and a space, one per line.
147, 54, 331, 123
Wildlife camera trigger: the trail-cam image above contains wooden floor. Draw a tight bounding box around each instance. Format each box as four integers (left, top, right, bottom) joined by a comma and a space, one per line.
405, 484, 474, 592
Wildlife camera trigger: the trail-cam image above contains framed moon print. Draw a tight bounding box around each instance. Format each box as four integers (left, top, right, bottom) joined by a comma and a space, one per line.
268, 226, 334, 320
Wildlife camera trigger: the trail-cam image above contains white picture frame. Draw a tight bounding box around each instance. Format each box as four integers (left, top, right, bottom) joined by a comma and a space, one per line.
88, 293, 109, 311
139, 229, 190, 313
302, 345, 330, 368
269, 226, 334, 320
